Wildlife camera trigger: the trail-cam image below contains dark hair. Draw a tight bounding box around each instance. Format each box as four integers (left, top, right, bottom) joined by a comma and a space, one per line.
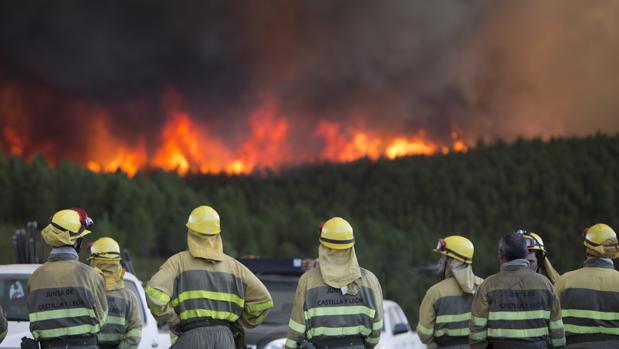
498, 232, 528, 261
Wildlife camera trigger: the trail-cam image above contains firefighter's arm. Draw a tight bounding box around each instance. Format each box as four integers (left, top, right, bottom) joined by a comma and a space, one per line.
145, 256, 180, 326
0, 305, 7, 343
93, 270, 109, 326
238, 264, 273, 328
548, 284, 566, 348
285, 274, 309, 349
469, 281, 489, 349
366, 275, 383, 349
416, 287, 438, 345
119, 291, 143, 349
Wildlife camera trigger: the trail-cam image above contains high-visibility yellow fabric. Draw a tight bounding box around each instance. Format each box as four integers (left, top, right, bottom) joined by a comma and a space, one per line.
555, 257, 619, 344
417, 265, 482, 346
187, 229, 224, 261
146, 250, 272, 335
318, 245, 361, 289
469, 260, 564, 349
27, 253, 108, 340
285, 267, 382, 349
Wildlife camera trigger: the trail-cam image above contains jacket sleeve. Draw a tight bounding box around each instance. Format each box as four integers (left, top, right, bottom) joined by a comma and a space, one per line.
92, 270, 109, 328
469, 281, 489, 349
238, 263, 273, 328
285, 274, 308, 349
0, 305, 7, 343
145, 255, 180, 326
548, 284, 565, 348
119, 290, 143, 349
365, 274, 384, 349
416, 287, 437, 345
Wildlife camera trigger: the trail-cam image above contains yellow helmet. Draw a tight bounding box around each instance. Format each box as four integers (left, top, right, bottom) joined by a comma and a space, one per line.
42, 209, 92, 247
584, 223, 618, 257
521, 231, 546, 254
434, 235, 474, 264
186, 205, 221, 235
90, 237, 121, 260
320, 217, 354, 250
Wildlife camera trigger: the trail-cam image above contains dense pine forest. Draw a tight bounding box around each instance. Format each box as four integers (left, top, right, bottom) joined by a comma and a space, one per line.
1, 134, 618, 324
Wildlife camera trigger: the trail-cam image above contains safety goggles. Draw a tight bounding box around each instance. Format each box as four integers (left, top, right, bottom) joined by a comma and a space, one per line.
435, 239, 471, 263
49, 220, 86, 237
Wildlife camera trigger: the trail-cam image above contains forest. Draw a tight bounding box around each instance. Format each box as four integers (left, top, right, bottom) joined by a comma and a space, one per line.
1, 133, 618, 324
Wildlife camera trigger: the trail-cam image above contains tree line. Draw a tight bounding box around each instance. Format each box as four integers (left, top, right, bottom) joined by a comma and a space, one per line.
0, 133, 617, 324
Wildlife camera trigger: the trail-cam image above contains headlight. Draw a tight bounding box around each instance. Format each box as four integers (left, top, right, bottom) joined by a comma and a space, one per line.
263, 337, 287, 349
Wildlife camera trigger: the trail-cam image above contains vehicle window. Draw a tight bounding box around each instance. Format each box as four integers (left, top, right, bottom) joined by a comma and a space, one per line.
261, 279, 296, 325
0, 274, 30, 321
125, 280, 147, 324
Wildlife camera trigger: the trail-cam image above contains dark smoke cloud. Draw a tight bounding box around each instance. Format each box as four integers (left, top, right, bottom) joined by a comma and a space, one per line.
0, 0, 617, 157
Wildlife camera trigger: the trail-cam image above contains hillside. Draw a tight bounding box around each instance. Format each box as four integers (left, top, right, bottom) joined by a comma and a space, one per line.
1, 133, 618, 323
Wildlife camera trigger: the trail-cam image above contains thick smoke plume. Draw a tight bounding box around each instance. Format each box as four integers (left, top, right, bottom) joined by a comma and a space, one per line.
1, 1, 618, 173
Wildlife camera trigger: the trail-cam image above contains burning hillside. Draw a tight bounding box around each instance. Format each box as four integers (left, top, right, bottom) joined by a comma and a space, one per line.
1, 1, 618, 176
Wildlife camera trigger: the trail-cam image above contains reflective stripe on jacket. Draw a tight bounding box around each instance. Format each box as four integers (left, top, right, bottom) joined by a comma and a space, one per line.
555, 258, 619, 345
145, 251, 272, 329
98, 288, 142, 349
27, 253, 108, 340
417, 276, 478, 346
469, 259, 565, 349
285, 268, 383, 349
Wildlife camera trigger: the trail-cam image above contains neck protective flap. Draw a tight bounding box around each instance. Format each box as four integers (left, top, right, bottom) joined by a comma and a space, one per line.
318, 245, 361, 289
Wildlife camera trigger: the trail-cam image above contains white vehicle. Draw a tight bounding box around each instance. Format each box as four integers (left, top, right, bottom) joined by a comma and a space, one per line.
376, 300, 426, 349
0, 264, 171, 349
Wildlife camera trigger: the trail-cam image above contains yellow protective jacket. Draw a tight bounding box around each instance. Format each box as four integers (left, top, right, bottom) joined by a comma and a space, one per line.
285, 267, 383, 349
0, 305, 6, 343
417, 273, 482, 347
27, 249, 108, 340
145, 251, 273, 330
98, 288, 142, 349
554, 258, 619, 346
469, 259, 565, 349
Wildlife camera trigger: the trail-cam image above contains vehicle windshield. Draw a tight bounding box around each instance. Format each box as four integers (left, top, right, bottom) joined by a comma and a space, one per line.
0, 274, 29, 321
261, 279, 296, 325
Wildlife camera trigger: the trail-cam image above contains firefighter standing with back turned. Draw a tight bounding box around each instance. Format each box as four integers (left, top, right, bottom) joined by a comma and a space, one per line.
519, 231, 560, 284
26, 209, 108, 349
285, 217, 383, 349
145, 205, 273, 349
417, 235, 483, 348
554, 223, 619, 348
89, 237, 142, 349
469, 231, 565, 349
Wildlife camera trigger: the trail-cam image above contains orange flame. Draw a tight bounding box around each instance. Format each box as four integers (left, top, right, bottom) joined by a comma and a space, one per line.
0, 82, 469, 177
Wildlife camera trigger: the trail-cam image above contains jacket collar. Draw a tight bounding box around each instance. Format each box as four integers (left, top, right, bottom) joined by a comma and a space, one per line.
500, 258, 530, 271
583, 257, 614, 269
48, 246, 79, 262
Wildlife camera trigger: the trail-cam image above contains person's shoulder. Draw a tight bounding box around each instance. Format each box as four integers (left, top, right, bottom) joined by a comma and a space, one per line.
360, 267, 378, 282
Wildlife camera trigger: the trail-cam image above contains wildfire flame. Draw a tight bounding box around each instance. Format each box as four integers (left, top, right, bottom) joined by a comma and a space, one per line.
0, 84, 468, 177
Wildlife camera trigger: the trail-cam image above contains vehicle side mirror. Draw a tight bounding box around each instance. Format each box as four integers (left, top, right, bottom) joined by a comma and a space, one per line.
392, 323, 410, 335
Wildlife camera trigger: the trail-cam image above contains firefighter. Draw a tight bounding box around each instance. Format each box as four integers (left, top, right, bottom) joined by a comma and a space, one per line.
520, 231, 560, 284
469, 231, 565, 349
145, 205, 273, 349
554, 223, 619, 348
0, 305, 6, 343
417, 235, 483, 348
285, 217, 383, 349
27, 209, 108, 349
89, 237, 142, 349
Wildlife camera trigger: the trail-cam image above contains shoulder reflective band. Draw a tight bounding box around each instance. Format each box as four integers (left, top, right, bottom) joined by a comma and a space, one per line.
319, 236, 354, 245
